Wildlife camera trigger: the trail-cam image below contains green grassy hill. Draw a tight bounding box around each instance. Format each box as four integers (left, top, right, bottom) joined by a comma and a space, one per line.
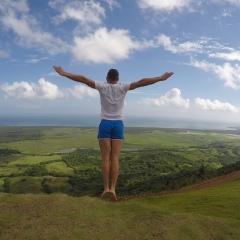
0, 176, 239, 240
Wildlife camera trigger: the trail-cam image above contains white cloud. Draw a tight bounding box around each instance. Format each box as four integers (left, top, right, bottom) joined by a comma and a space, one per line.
0, 79, 99, 100
156, 34, 178, 53
155, 35, 240, 90
209, 51, 240, 61
1, 81, 36, 100
0, 0, 69, 55
69, 84, 99, 99
190, 59, 240, 90
36, 79, 65, 100
105, 0, 120, 10
141, 88, 190, 108
195, 97, 239, 112
72, 27, 142, 64
25, 57, 49, 64
137, 0, 240, 12
49, 0, 105, 28
155, 34, 240, 59
0, 0, 150, 64
222, 9, 232, 17
138, 0, 195, 12
0, 0, 29, 13
211, 0, 240, 7
0, 49, 10, 58
226, 0, 240, 6
0, 79, 65, 100
156, 34, 211, 54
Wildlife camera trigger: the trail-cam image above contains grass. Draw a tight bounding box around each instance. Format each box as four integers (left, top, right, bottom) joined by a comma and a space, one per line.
45, 161, 75, 175
0, 165, 28, 177
0, 155, 62, 177
42, 176, 73, 194
4, 176, 43, 194
8, 155, 62, 165
0, 178, 4, 192
124, 129, 234, 149
0, 177, 239, 240
136, 178, 240, 220
3, 176, 73, 195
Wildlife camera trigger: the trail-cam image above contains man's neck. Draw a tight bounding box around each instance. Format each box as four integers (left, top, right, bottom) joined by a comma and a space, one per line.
107, 80, 118, 84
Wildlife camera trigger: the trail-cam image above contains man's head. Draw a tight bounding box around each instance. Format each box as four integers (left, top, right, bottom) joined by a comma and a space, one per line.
107, 69, 119, 82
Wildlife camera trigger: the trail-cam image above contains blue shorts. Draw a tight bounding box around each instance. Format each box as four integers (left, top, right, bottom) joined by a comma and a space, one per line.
98, 120, 124, 140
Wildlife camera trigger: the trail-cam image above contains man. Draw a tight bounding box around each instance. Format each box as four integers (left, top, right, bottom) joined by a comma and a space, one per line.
53, 66, 174, 201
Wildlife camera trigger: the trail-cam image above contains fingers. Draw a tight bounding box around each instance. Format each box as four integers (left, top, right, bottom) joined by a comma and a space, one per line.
53, 66, 61, 69
53, 66, 59, 71
166, 72, 174, 78
160, 72, 174, 81
53, 66, 63, 75
163, 72, 173, 77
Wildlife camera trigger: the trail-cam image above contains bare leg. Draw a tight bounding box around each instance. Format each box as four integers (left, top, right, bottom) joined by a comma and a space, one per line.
109, 139, 122, 199
99, 138, 111, 198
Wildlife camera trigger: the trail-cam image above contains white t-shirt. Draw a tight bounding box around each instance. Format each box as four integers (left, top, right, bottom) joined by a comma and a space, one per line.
95, 81, 131, 120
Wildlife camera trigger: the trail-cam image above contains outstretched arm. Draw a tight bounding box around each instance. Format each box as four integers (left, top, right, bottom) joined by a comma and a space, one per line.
129, 72, 174, 90
53, 66, 95, 89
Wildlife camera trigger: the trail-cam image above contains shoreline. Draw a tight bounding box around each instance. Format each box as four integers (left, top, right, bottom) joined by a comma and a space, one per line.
0, 125, 240, 135
0, 116, 239, 131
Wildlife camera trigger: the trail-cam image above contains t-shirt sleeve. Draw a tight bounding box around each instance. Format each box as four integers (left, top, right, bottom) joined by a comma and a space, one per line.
121, 82, 131, 92
95, 81, 104, 91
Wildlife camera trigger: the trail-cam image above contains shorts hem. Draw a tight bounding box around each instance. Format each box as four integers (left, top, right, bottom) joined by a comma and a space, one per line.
98, 137, 123, 140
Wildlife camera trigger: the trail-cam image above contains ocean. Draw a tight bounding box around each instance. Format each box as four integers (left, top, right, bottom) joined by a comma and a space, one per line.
0, 116, 237, 130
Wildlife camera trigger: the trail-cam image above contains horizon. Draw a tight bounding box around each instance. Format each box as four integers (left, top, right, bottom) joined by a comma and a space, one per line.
0, 115, 239, 130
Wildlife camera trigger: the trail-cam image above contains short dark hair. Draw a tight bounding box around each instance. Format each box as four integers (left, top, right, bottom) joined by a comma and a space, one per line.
107, 69, 119, 81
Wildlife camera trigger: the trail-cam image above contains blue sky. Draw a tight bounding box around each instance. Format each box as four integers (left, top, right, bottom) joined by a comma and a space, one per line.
1, 0, 240, 126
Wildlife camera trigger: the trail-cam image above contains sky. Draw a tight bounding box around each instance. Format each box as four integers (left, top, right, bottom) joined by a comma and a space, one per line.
1, 0, 240, 126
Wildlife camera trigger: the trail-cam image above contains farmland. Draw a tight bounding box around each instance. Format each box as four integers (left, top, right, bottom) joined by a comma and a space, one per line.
0, 126, 240, 197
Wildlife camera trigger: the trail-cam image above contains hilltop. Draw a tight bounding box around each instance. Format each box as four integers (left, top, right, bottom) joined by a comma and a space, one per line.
0, 172, 240, 240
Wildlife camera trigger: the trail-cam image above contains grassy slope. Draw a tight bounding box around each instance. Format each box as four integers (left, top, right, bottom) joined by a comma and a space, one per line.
0, 178, 239, 240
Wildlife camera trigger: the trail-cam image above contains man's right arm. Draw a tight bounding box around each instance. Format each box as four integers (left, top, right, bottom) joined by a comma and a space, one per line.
129, 72, 174, 90
53, 66, 96, 89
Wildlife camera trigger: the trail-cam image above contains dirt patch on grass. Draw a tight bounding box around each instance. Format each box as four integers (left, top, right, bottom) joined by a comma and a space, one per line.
115, 171, 240, 202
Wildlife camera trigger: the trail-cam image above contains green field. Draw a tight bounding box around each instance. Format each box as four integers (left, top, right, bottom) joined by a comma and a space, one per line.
1, 126, 240, 196
0, 127, 98, 155
46, 161, 75, 175
7, 155, 62, 165
1, 126, 239, 154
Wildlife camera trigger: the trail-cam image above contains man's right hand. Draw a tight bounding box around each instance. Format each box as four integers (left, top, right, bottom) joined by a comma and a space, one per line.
53, 66, 65, 76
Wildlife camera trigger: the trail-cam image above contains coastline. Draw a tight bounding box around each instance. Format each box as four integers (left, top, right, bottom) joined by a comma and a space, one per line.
0, 116, 239, 131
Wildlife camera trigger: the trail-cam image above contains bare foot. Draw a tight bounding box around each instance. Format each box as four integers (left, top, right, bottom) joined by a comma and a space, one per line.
108, 191, 117, 202
101, 190, 109, 199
